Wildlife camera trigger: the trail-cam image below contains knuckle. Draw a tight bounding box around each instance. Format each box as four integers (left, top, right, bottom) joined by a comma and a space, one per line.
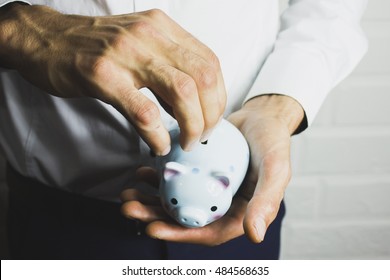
120, 202, 133, 217
89, 56, 112, 80
130, 20, 155, 36
261, 199, 281, 224
111, 30, 130, 51
145, 8, 167, 21
196, 65, 218, 90
174, 76, 197, 99
133, 102, 160, 128
207, 51, 221, 70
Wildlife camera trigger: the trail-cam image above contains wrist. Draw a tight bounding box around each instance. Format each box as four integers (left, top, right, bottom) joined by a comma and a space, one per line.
235, 94, 306, 136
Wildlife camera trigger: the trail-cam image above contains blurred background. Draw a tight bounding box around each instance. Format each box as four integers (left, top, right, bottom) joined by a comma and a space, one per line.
1, 0, 389, 259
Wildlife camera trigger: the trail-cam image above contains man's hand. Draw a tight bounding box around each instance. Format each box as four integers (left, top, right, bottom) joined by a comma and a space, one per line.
228, 94, 305, 242
0, 4, 226, 155
121, 94, 305, 245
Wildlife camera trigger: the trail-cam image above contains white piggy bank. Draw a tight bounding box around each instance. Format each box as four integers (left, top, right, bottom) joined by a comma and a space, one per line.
156, 119, 250, 228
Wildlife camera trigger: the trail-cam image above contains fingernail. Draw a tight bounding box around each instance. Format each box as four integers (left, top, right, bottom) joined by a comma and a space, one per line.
200, 118, 223, 143
200, 131, 211, 143
158, 145, 171, 156
184, 139, 199, 152
254, 218, 267, 243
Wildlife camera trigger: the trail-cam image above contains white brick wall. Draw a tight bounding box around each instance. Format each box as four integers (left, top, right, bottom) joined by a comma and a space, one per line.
280, 0, 390, 259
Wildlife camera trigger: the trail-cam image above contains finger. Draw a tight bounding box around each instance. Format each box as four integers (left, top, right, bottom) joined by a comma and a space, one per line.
139, 9, 227, 140
80, 54, 172, 156
145, 196, 247, 246
243, 148, 291, 243
120, 188, 160, 205
121, 200, 168, 223
135, 166, 159, 187
146, 63, 204, 150
163, 24, 227, 140
112, 85, 171, 156
166, 46, 226, 141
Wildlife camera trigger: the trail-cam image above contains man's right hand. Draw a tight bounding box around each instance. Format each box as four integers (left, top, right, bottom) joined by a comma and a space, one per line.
0, 4, 226, 155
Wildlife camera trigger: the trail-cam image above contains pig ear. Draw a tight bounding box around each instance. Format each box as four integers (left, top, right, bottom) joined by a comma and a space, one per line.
163, 162, 187, 181
212, 172, 230, 188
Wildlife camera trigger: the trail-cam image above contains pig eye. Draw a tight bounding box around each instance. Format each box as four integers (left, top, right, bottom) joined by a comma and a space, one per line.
171, 198, 178, 205
211, 206, 217, 212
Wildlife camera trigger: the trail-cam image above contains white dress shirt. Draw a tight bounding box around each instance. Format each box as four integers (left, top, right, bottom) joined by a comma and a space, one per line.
0, 0, 368, 201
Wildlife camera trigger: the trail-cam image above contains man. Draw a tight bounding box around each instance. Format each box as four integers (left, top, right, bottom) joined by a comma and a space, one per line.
0, 0, 367, 259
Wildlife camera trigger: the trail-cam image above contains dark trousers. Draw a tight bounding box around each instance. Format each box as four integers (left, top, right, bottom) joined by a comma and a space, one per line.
6, 165, 285, 260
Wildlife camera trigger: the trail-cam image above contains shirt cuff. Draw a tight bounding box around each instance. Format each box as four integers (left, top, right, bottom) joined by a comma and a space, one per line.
244, 47, 330, 127
0, 0, 31, 8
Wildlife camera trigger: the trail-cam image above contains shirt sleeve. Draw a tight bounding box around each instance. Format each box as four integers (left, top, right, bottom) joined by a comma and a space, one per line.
0, 0, 31, 8
244, 0, 369, 127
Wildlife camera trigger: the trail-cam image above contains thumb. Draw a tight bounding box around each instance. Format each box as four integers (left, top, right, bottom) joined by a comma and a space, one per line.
243, 150, 291, 243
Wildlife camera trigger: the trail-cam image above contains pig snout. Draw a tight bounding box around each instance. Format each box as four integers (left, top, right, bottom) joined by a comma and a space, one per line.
173, 207, 208, 228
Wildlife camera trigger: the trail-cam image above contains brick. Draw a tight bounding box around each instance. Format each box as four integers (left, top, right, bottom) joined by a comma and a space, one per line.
310, 74, 390, 128
320, 174, 390, 219
278, 0, 288, 13
332, 75, 390, 126
293, 127, 390, 175
283, 176, 321, 220
363, 0, 390, 21
281, 221, 390, 259
310, 91, 337, 127
283, 175, 390, 259
290, 135, 313, 176
354, 22, 390, 75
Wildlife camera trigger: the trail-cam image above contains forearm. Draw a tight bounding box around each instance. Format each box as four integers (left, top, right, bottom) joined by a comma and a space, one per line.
0, 2, 27, 70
